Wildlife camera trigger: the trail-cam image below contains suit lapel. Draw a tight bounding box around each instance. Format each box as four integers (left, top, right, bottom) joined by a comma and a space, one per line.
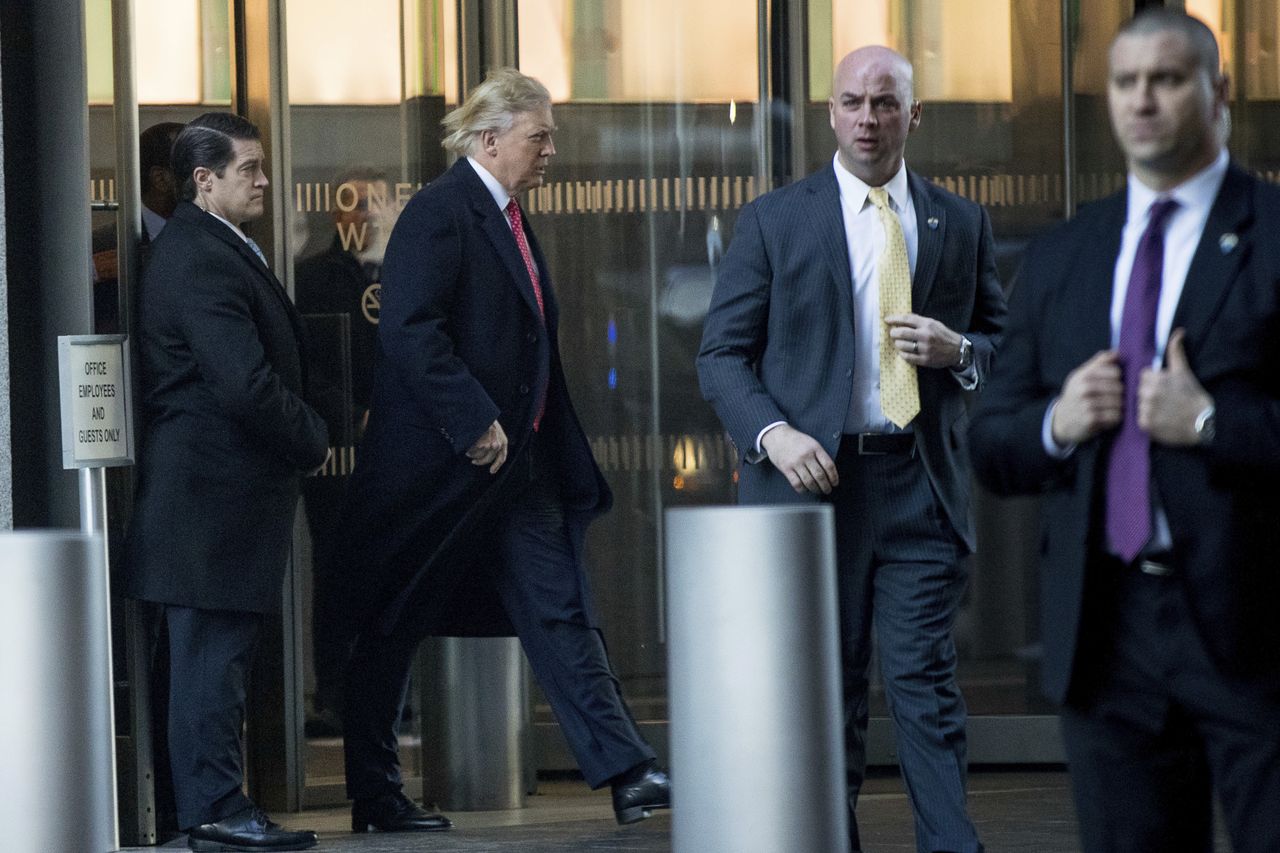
457, 160, 547, 323
1170, 165, 1252, 358
807, 166, 856, 332
1058, 193, 1126, 362
908, 172, 943, 309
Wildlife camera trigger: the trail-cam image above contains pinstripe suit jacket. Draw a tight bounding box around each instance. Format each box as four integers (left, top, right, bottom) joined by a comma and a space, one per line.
697, 165, 1006, 550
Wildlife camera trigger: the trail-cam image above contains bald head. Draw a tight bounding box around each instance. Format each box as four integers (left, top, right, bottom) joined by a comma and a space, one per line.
829, 46, 921, 186
834, 46, 915, 105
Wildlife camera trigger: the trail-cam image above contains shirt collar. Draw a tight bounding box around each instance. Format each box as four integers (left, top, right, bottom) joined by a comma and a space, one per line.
201, 207, 250, 243
833, 152, 911, 213
467, 156, 513, 212
1126, 147, 1229, 226
141, 204, 167, 241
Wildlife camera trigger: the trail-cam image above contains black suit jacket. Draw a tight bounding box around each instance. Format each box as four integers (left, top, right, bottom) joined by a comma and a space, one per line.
969, 164, 1280, 703
123, 202, 329, 613
697, 165, 1006, 550
337, 158, 609, 637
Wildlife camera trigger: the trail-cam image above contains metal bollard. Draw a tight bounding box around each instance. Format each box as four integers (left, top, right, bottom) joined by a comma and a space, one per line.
666, 505, 847, 853
419, 636, 530, 811
0, 531, 117, 853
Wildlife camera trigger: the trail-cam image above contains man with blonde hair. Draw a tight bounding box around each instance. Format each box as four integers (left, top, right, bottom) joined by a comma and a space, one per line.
335, 67, 669, 833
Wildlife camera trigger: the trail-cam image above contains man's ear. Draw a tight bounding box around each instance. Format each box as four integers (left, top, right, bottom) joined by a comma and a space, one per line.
192, 165, 213, 193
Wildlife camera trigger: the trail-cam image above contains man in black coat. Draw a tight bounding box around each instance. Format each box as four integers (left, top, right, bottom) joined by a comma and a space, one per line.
334, 68, 669, 833
124, 112, 328, 852
969, 11, 1280, 852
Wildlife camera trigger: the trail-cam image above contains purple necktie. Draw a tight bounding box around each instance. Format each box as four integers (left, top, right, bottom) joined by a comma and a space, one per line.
1106, 197, 1179, 563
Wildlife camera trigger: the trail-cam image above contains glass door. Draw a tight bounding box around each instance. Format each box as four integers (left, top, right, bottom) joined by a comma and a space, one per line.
278, 0, 458, 804
515, 0, 762, 757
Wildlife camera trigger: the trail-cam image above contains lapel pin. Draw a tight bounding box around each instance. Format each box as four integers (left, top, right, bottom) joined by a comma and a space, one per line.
927, 216, 940, 230
1219, 233, 1238, 254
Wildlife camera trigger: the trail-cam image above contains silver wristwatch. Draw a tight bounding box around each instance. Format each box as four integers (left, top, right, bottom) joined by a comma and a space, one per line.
953, 336, 973, 371
1194, 404, 1215, 446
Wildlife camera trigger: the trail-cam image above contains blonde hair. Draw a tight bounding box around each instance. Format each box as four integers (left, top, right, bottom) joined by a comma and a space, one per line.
442, 68, 551, 157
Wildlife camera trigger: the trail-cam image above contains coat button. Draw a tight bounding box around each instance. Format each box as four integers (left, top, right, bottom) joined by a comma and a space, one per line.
526, 331, 537, 343
831, 431, 839, 440
519, 384, 530, 394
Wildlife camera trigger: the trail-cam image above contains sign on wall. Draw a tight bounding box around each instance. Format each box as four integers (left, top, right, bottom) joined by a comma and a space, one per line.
58, 334, 134, 469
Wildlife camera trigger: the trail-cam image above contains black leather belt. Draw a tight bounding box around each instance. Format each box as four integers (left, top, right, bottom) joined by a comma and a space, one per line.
847, 432, 915, 455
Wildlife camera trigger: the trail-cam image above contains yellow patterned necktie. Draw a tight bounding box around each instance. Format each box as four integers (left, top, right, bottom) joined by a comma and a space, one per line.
868, 187, 920, 428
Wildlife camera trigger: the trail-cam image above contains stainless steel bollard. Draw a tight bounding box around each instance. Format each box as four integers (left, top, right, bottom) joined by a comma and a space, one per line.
0, 531, 117, 853
419, 636, 530, 811
666, 505, 847, 853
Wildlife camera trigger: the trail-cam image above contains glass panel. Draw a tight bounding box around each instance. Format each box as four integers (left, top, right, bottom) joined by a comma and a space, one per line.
521, 0, 757, 102
87, 0, 234, 334
282, 0, 457, 798
811, 0, 1013, 103
517, 0, 760, 730
1221, 0, 1280, 175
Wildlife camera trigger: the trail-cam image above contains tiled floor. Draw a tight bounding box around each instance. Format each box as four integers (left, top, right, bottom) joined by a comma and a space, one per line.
123, 769, 1096, 852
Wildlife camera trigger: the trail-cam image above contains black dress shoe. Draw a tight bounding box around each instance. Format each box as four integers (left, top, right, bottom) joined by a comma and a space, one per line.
611, 762, 671, 825
351, 790, 453, 833
186, 805, 316, 851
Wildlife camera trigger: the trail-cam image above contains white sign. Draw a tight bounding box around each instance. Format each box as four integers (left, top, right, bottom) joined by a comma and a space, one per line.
58, 335, 134, 468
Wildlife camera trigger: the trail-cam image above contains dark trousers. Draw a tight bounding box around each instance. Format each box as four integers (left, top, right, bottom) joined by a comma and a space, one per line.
831, 440, 981, 853
165, 605, 263, 830
303, 476, 349, 714
1062, 563, 1280, 853
343, 434, 653, 799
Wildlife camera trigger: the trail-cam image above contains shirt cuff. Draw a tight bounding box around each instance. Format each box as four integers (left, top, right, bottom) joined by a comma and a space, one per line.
1042, 399, 1076, 459
756, 420, 788, 456
950, 360, 979, 390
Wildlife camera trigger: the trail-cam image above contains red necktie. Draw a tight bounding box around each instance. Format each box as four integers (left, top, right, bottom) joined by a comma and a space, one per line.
1106, 197, 1179, 562
506, 198, 547, 430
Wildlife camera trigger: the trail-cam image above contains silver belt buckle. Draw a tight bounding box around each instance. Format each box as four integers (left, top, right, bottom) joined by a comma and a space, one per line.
1139, 559, 1174, 577
857, 434, 885, 455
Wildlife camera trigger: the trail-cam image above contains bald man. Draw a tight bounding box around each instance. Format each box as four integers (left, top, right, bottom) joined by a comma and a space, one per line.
698, 47, 1005, 853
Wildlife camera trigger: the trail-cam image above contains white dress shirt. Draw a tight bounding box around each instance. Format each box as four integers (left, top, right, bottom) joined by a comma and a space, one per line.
467, 157, 518, 229
834, 155, 918, 434
142, 204, 168, 242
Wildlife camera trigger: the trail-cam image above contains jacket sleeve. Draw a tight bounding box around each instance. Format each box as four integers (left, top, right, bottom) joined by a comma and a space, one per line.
968, 243, 1071, 496
696, 201, 788, 462
177, 260, 329, 471
965, 204, 1008, 388
376, 190, 499, 455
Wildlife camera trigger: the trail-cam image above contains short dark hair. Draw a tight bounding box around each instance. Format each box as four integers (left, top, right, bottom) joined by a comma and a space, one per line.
171, 112, 261, 202
1116, 9, 1221, 80
139, 122, 183, 194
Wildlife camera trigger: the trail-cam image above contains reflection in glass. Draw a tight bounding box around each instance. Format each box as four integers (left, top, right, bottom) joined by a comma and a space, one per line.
517, 1, 758, 725
520, 0, 756, 102
283, 0, 455, 798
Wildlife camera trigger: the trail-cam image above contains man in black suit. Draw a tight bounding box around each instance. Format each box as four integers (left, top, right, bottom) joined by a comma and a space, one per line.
124, 112, 329, 852
334, 68, 669, 834
698, 46, 1005, 853
969, 10, 1280, 852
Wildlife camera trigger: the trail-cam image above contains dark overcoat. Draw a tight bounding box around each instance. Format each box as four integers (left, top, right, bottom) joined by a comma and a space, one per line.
123, 201, 329, 613
969, 164, 1280, 702
337, 158, 610, 638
